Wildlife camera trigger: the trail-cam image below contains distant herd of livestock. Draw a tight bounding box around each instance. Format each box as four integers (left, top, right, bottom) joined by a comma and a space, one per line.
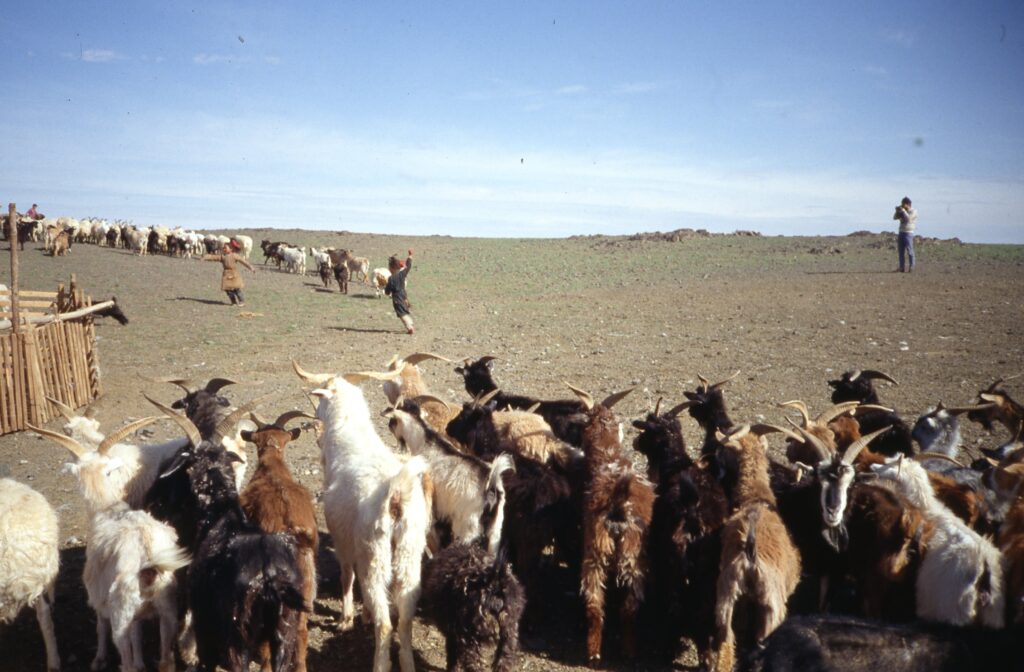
3, 213, 393, 296
2, 349, 1023, 672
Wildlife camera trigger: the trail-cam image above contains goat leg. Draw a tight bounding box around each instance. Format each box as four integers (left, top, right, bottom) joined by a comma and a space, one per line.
581, 556, 608, 665
91, 617, 111, 671
35, 589, 60, 672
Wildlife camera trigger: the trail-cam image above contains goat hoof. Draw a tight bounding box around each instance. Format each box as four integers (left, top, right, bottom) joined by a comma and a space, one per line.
90, 657, 107, 671
587, 654, 602, 668
336, 617, 356, 632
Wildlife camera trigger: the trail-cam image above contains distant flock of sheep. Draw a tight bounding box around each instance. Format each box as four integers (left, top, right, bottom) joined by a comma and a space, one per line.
4, 213, 394, 297
2, 352, 1022, 672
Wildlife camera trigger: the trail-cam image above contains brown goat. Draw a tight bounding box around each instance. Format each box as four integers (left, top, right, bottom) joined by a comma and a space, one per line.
240, 410, 319, 672
997, 464, 1024, 625
712, 424, 802, 672
51, 230, 70, 257
570, 385, 654, 666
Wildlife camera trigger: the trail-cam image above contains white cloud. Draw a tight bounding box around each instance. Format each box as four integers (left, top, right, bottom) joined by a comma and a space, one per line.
82, 49, 118, 63
555, 84, 587, 95
614, 81, 666, 95
193, 53, 238, 65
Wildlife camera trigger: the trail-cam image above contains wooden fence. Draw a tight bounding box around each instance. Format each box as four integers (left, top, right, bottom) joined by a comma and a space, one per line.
0, 280, 102, 434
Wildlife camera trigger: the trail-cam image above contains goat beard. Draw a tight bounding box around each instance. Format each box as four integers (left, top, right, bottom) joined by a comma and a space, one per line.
821, 524, 848, 553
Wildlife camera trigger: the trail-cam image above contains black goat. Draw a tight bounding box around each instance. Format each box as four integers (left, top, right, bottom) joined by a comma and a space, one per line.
455, 356, 589, 445
421, 459, 525, 672
150, 399, 307, 672
741, 614, 1018, 672
828, 369, 914, 457
632, 399, 729, 665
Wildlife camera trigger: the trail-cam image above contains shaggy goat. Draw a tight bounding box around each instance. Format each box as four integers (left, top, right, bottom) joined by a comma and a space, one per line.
741, 614, 1018, 672
567, 384, 653, 664
967, 378, 1024, 459
293, 361, 430, 672
33, 417, 192, 672
455, 356, 590, 446
421, 452, 525, 672
386, 400, 514, 550
711, 424, 802, 672
870, 457, 1005, 628
632, 397, 729, 665
149, 399, 308, 672
240, 410, 321, 672
0, 479, 61, 672
912, 402, 996, 457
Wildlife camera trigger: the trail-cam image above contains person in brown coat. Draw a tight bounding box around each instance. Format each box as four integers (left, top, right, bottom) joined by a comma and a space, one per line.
203, 240, 255, 306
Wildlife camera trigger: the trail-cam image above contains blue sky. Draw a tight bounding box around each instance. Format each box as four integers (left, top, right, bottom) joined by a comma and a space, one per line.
2, 2, 1022, 242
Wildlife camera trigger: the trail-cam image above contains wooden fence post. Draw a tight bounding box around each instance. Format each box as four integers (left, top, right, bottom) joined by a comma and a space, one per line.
8, 203, 19, 334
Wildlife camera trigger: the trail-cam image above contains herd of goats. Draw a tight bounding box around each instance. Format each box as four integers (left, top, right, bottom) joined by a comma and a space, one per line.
2, 348, 1023, 672
3, 213, 390, 295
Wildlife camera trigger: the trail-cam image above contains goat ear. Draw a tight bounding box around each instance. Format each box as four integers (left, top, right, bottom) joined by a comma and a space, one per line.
226, 451, 244, 466
159, 451, 192, 479
289, 427, 302, 442
631, 419, 647, 430
240, 430, 254, 443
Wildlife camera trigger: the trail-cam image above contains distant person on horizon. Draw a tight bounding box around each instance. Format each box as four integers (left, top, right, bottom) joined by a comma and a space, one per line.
203, 240, 255, 306
893, 196, 917, 273
385, 249, 415, 334
25, 203, 40, 219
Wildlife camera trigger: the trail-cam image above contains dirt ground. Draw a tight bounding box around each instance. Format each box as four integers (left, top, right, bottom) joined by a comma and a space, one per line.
1, 230, 1022, 671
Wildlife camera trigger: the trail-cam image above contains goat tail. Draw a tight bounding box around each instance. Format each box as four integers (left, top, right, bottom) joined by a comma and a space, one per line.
146, 545, 191, 575
744, 506, 763, 562
377, 455, 430, 534
483, 453, 515, 554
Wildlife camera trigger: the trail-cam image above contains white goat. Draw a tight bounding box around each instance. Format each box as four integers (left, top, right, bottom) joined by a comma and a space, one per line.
311, 247, 333, 271
294, 361, 430, 672
230, 234, 253, 260
0, 478, 61, 672
387, 403, 513, 551
871, 457, 1005, 628
32, 418, 190, 672
280, 245, 307, 275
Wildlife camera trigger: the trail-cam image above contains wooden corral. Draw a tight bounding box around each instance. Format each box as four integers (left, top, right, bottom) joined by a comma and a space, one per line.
1, 203, 105, 434
0, 278, 104, 434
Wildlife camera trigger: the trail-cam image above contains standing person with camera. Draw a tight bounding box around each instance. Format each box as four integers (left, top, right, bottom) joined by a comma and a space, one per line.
893, 196, 917, 272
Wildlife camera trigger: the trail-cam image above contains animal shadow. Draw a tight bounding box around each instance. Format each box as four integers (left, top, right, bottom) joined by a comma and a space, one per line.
171, 296, 231, 306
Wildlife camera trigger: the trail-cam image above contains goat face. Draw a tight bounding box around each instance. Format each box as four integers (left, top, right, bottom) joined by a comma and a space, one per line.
911, 407, 958, 455
827, 370, 895, 405
683, 387, 731, 437
817, 458, 856, 529
454, 357, 498, 397
240, 426, 301, 458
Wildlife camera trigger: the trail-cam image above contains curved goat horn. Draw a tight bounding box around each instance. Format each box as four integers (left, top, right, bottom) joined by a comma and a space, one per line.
860, 370, 899, 385
667, 400, 695, 417
28, 423, 88, 460
791, 424, 832, 462
914, 452, 966, 468
816, 401, 861, 425
848, 369, 862, 381
145, 395, 201, 448
342, 365, 406, 385
565, 383, 594, 410
749, 423, 805, 444
478, 355, 499, 365
98, 416, 164, 455
779, 400, 812, 428
851, 404, 895, 415
45, 396, 77, 420
214, 395, 271, 441
723, 424, 751, 443
943, 402, 997, 416
474, 388, 501, 407
144, 375, 195, 394
709, 370, 741, 390
402, 352, 452, 366
273, 410, 317, 428
413, 394, 452, 412
292, 360, 334, 386
653, 397, 663, 417
841, 425, 892, 465
204, 377, 242, 394
525, 401, 541, 414
983, 378, 1005, 394
249, 411, 272, 429
600, 387, 635, 410
697, 374, 711, 392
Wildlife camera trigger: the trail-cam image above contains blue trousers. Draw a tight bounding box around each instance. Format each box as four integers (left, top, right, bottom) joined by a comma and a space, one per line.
898, 232, 915, 271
